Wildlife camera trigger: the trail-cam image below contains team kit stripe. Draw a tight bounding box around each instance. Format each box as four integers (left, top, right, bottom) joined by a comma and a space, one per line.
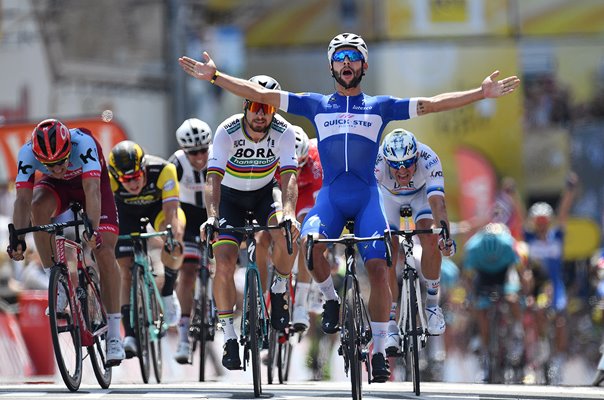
226, 159, 279, 179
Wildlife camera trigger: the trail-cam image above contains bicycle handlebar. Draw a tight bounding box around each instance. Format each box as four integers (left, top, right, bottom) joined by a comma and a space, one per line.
8, 202, 93, 249
305, 231, 390, 271
204, 221, 293, 261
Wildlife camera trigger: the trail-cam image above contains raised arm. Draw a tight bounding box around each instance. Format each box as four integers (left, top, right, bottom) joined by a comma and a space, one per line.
179, 52, 281, 108
416, 70, 520, 116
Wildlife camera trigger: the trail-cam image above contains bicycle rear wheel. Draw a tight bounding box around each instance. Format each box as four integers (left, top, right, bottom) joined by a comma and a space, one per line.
49, 265, 82, 392
132, 264, 151, 383
149, 285, 163, 383
343, 284, 362, 400
246, 269, 263, 397
408, 273, 421, 396
82, 267, 111, 388
267, 326, 277, 384
277, 335, 292, 383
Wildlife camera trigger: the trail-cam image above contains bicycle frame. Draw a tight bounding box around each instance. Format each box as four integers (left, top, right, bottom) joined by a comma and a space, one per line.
8, 204, 111, 391
306, 226, 389, 399
389, 205, 448, 396
205, 214, 292, 397
119, 231, 169, 345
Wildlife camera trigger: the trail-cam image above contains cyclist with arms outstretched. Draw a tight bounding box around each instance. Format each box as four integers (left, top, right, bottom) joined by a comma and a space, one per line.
179, 32, 520, 381
7, 119, 125, 365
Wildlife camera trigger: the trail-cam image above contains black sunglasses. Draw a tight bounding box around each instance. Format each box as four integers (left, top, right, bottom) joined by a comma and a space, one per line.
186, 148, 209, 156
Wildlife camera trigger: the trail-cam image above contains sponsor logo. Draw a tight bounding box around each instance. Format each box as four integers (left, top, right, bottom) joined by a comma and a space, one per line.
79, 148, 97, 164
163, 179, 176, 191
430, 170, 443, 178
352, 105, 373, 111
425, 158, 439, 169
18, 161, 33, 175
234, 148, 276, 158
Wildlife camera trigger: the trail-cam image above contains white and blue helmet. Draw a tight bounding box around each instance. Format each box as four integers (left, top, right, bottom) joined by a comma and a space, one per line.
382, 128, 419, 170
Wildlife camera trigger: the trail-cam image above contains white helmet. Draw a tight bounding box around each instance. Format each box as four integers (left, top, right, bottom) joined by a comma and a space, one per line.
175, 118, 212, 149
249, 75, 281, 90
327, 32, 368, 63
528, 202, 554, 219
382, 128, 418, 169
293, 125, 310, 166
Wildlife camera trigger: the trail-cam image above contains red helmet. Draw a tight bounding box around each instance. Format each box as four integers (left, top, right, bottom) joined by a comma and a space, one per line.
31, 119, 72, 163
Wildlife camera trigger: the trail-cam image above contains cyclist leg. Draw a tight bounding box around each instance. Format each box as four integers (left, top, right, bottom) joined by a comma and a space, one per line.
300, 186, 346, 334
381, 193, 404, 353
357, 189, 392, 382
30, 182, 61, 272
255, 230, 271, 292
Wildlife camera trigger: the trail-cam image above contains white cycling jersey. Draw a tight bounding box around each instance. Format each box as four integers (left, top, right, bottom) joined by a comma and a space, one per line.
207, 113, 297, 191
169, 148, 209, 208
375, 142, 445, 225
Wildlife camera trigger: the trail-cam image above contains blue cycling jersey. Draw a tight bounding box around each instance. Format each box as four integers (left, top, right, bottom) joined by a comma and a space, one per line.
464, 230, 518, 274
280, 91, 418, 261
281, 92, 418, 185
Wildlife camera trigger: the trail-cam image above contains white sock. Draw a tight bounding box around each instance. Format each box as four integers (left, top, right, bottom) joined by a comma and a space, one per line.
295, 282, 311, 309
178, 316, 190, 343
218, 311, 237, 342
317, 276, 339, 301
271, 270, 289, 294
425, 278, 440, 308
370, 321, 389, 355
388, 319, 399, 334
107, 313, 122, 340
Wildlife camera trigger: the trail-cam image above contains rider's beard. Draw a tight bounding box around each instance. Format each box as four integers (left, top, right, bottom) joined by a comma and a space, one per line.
334, 68, 364, 89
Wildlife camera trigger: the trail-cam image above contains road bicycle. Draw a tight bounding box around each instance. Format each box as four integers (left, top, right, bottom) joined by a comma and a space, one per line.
478, 284, 524, 384
205, 212, 292, 397
306, 221, 389, 400
8, 202, 111, 392
187, 236, 217, 382
266, 266, 302, 384
388, 205, 449, 396
118, 219, 176, 384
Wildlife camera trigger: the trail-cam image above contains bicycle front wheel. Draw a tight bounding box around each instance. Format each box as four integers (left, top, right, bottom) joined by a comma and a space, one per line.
82, 267, 111, 388
246, 269, 263, 397
197, 268, 209, 382
49, 266, 82, 392
149, 284, 163, 383
132, 264, 151, 383
267, 326, 277, 384
408, 273, 421, 396
343, 285, 362, 400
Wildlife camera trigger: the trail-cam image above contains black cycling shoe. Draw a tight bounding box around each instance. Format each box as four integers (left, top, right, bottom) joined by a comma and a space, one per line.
321, 299, 340, 334
221, 339, 242, 370
371, 353, 391, 383
270, 291, 290, 330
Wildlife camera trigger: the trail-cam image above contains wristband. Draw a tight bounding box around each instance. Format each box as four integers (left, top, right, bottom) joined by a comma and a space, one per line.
210, 70, 220, 84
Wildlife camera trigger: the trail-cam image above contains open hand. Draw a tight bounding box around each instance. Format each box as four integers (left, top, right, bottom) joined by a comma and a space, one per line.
482, 70, 521, 98
178, 52, 217, 81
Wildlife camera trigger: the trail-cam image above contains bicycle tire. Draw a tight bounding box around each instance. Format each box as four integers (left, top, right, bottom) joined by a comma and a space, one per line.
49, 265, 82, 392
408, 273, 421, 396
344, 285, 362, 400
132, 264, 151, 383
82, 267, 111, 388
149, 285, 163, 383
277, 337, 293, 383
267, 326, 277, 384
247, 269, 262, 397
198, 268, 209, 382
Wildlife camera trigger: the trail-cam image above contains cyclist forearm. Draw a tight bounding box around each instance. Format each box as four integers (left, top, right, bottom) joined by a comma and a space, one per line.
12, 188, 33, 231
213, 72, 281, 108
205, 174, 222, 219
428, 195, 450, 229
162, 200, 184, 240
280, 172, 298, 218
83, 177, 102, 230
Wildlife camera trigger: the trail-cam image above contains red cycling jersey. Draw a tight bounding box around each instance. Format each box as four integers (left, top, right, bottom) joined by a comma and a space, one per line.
277, 138, 323, 218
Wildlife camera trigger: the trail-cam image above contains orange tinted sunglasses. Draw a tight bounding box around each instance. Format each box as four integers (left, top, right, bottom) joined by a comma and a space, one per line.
246, 101, 275, 115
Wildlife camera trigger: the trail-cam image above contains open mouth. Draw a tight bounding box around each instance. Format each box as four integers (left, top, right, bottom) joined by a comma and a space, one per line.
341, 68, 354, 78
